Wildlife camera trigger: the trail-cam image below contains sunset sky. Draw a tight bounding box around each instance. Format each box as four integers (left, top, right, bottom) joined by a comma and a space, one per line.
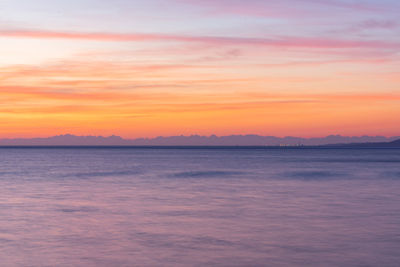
1, 0, 399, 138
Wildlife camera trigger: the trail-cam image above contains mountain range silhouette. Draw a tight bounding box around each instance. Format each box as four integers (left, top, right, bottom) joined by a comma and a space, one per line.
0, 134, 399, 147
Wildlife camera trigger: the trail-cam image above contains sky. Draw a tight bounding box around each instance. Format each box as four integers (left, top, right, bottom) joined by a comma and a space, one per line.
0, 0, 399, 138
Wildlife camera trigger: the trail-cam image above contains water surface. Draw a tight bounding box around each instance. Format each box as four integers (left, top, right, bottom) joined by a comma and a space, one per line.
0, 148, 400, 266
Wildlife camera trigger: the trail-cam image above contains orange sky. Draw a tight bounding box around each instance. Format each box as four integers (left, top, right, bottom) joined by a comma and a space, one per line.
1, 1, 399, 138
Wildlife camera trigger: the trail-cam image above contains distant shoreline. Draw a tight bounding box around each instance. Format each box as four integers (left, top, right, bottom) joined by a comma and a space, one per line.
1, 134, 399, 147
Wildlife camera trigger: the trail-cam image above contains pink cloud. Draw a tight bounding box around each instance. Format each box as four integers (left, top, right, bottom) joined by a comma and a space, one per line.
2, 29, 399, 50
358, 19, 398, 30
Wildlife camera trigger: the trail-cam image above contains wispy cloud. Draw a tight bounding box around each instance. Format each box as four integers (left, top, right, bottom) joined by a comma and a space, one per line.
2, 29, 400, 50
330, 19, 399, 35
303, 0, 389, 12
357, 19, 398, 30
177, 0, 396, 18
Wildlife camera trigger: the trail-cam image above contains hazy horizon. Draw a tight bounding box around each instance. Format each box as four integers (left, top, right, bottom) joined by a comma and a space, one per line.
1, 133, 399, 146
1, 133, 399, 139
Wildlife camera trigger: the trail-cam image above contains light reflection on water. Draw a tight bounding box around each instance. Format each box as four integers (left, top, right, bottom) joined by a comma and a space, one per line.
0, 148, 400, 266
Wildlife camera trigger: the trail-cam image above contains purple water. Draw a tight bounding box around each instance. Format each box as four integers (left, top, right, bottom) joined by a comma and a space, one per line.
0, 148, 400, 266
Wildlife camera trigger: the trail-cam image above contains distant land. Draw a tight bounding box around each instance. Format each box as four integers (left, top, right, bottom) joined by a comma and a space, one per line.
323, 138, 400, 148
0, 134, 399, 147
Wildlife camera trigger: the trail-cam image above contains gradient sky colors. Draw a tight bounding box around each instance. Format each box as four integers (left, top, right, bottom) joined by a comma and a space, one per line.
1, 0, 399, 138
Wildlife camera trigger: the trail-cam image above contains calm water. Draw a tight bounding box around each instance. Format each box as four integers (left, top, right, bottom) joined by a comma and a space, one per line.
0, 148, 400, 266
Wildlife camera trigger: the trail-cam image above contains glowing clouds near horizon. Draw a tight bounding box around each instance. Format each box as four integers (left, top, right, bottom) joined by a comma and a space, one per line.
0, 0, 399, 138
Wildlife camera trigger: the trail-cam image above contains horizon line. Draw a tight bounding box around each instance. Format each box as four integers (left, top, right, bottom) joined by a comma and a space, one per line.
1, 133, 400, 140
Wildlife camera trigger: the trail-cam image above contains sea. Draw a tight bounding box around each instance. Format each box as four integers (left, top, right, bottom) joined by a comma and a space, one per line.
0, 147, 399, 267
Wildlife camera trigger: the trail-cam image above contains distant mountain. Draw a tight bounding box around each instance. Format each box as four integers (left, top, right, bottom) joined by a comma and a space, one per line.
325, 138, 400, 148
129, 135, 398, 146
0, 134, 398, 146
390, 139, 400, 145
0, 134, 131, 146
